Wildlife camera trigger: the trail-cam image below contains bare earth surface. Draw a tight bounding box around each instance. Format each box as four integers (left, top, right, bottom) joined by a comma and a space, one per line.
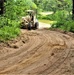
39, 22, 51, 29
0, 23, 74, 75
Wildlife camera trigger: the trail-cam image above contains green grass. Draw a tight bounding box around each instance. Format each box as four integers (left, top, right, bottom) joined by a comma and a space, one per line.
39, 19, 56, 25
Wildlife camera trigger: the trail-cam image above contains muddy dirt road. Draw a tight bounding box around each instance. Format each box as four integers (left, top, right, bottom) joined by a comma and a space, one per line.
0, 28, 74, 75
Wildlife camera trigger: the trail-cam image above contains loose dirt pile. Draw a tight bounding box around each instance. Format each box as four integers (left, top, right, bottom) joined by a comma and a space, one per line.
0, 29, 74, 75
0, 32, 29, 56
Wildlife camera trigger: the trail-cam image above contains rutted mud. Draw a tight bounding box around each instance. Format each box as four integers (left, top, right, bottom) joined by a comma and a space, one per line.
0, 29, 74, 75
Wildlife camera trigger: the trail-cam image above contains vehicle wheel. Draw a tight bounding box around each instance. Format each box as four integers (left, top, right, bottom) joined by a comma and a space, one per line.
35, 22, 39, 29
28, 23, 31, 30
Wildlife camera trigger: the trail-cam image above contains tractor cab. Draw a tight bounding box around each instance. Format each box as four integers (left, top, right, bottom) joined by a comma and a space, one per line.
26, 10, 35, 21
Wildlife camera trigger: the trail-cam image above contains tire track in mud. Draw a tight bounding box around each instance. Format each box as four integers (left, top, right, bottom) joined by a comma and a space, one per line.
39, 49, 70, 75
22, 30, 72, 75
0, 29, 74, 75
0, 30, 48, 73
39, 31, 72, 75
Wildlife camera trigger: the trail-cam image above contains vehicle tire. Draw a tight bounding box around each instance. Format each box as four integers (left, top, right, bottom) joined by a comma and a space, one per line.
28, 23, 31, 30
35, 22, 39, 29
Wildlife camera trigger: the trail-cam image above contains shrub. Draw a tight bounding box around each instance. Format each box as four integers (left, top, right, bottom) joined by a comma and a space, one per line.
50, 10, 74, 33
0, 26, 20, 41
62, 21, 74, 32
0, 0, 36, 41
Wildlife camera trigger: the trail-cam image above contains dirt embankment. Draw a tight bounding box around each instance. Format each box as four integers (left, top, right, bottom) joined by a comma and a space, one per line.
0, 28, 74, 75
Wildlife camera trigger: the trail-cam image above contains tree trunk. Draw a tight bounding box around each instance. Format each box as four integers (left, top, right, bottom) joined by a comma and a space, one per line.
0, 0, 4, 15
72, 0, 74, 19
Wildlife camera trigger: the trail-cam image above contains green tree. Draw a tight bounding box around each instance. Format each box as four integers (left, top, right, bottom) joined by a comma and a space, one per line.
0, 0, 37, 41
33, 0, 72, 13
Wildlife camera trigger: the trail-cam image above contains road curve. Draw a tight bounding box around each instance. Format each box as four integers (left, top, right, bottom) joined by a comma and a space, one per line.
0, 29, 74, 75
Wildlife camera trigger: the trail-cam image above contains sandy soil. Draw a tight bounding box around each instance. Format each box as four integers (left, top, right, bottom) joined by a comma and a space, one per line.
39, 22, 51, 29
0, 23, 74, 75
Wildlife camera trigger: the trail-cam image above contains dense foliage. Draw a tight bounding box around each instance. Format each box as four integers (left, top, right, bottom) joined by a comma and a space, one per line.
0, 0, 36, 41
33, 0, 74, 32
0, 0, 74, 41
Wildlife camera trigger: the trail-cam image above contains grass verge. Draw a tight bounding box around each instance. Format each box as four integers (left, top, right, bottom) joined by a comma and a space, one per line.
39, 19, 56, 25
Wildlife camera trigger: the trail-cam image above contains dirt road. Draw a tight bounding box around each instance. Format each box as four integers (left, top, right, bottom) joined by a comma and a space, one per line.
39, 22, 51, 29
0, 24, 74, 75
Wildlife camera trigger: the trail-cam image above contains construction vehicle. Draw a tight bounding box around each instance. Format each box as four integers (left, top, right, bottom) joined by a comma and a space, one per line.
21, 10, 39, 30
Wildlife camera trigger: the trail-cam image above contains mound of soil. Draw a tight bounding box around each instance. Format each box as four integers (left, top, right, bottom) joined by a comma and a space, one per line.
0, 31, 29, 55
